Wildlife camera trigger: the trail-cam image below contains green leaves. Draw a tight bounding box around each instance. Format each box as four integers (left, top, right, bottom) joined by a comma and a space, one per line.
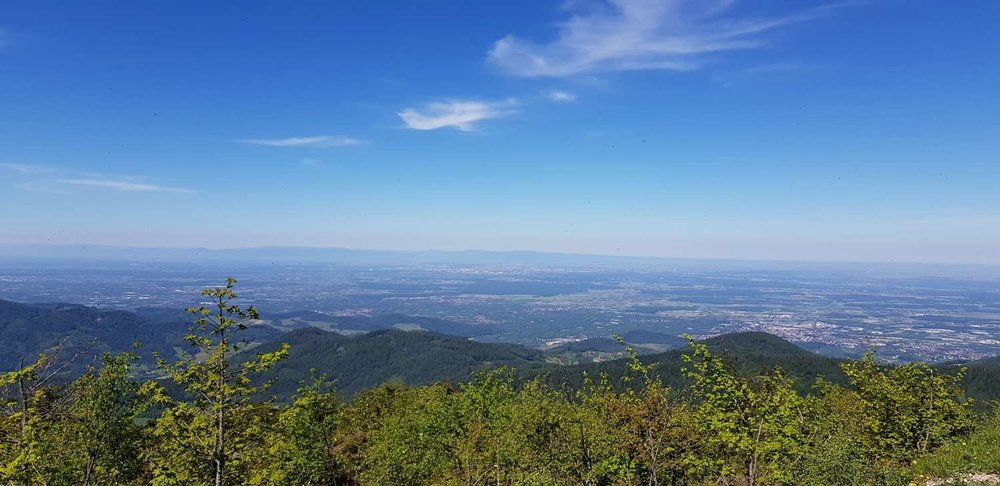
681, 336, 806, 485
147, 278, 289, 486
0, 352, 155, 485
841, 351, 974, 462
1, 277, 994, 485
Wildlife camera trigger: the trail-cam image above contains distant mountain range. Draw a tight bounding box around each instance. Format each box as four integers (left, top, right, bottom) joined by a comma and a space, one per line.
2, 298, 998, 405
0, 243, 685, 268
3, 243, 993, 273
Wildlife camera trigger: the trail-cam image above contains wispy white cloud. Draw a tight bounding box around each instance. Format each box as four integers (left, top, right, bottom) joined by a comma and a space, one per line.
239, 135, 366, 147
0, 162, 53, 174
57, 179, 193, 193
398, 99, 517, 131
1, 162, 192, 194
547, 90, 578, 102
489, 0, 849, 77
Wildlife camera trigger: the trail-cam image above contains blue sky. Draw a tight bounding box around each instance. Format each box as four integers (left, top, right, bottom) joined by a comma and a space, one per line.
1, 0, 998, 264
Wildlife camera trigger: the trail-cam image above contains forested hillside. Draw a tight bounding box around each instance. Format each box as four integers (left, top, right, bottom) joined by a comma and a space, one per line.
0, 299, 281, 372
257, 327, 546, 397
2, 280, 999, 485
4, 296, 1000, 407
527, 332, 849, 396
951, 356, 1000, 409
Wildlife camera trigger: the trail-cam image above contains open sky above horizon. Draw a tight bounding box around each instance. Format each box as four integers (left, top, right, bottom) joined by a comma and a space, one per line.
1, 1, 998, 264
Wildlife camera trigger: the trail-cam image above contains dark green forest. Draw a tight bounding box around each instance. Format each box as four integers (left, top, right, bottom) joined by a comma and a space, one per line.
2, 279, 999, 485
262, 327, 545, 398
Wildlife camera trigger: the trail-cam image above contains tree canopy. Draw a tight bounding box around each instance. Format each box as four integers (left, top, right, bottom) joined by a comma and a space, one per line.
0, 278, 996, 485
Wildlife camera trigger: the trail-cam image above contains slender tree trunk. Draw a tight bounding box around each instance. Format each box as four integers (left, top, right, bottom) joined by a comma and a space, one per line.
82, 449, 96, 486
923, 377, 935, 453
17, 358, 27, 430
216, 336, 227, 486
215, 405, 224, 486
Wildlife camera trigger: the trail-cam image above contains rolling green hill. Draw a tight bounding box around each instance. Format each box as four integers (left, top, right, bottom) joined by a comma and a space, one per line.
527, 333, 1000, 406
3, 298, 999, 407
526, 332, 851, 394
0, 299, 281, 372
255, 327, 547, 398
253, 331, 856, 400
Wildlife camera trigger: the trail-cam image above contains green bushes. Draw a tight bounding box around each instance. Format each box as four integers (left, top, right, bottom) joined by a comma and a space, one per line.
1, 279, 996, 485
913, 405, 1000, 480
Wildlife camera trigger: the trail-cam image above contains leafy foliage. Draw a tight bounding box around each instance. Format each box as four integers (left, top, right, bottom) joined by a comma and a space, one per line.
0, 280, 996, 485
682, 336, 806, 486
913, 404, 1000, 478
842, 351, 974, 461
146, 278, 289, 486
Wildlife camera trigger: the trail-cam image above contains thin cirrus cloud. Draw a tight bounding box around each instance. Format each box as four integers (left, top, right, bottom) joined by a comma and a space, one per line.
547, 90, 577, 102
2, 163, 190, 193
0, 162, 53, 174
398, 99, 517, 131
56, 179, 193, 193
239, 135, 366, 147
488, 0, 850, 77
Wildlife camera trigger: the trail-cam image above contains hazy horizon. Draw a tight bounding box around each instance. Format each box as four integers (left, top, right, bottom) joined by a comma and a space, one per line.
2, 242, 1000, 269
2, 1, 998, 264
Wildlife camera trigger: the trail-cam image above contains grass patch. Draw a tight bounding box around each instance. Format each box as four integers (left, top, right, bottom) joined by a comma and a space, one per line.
914, 406, 1000, 479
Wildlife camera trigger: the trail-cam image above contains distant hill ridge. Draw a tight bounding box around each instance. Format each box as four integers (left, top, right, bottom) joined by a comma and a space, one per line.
0, 243, 687, 268
0, 298, 282, 371
2, 298, 999, 404
257, 327, 546, 397
526, 332, 849, 394
6, 243, 993, 273
0, 298, 173, 370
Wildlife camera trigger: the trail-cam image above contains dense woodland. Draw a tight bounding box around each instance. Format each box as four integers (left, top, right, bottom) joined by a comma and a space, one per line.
2, 279, 999, 485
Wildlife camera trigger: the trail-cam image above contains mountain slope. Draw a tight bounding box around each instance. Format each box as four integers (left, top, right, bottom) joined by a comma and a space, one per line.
942, 356, 1000, 406
526, 332, 850, 394
254, 331, 854, 400
0, 299, 158, 370
4, 298, 1000, 405
256, 327, 547, 398
0, 299, 281, 371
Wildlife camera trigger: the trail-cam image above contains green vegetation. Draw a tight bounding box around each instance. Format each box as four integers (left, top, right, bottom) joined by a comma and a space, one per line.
1, 279, 998, 485
148, 277, 289, 485
0, 299, 281, 374
528, 331, 851, 398
913, 407, 1000, 483
257, 326, 546, 398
